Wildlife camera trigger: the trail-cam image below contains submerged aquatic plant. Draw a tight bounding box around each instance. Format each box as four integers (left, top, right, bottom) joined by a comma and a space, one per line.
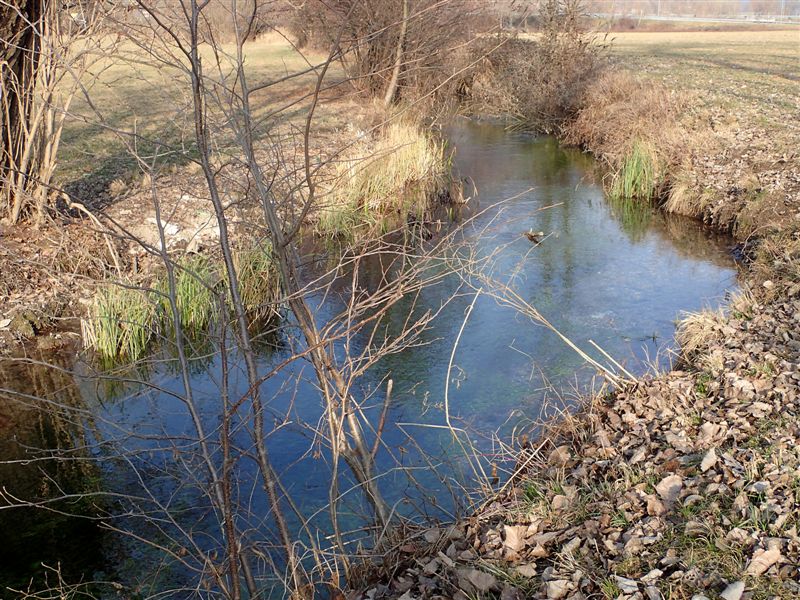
606, 194, 653, 242
82, 283, 157, 363
609, 140, 660, 202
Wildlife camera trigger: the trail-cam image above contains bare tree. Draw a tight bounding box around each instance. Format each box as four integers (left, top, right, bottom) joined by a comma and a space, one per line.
1, 0, 112, 224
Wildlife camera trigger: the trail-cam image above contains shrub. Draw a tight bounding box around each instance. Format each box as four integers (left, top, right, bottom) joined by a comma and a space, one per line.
464, 1, 607, 133
289, 0, 488, 103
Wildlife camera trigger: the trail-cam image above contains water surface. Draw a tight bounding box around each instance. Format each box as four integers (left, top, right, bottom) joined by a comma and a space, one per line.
0, 120, 738, 592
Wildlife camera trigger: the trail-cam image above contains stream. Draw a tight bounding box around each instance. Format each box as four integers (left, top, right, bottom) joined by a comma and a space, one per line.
0, 120, 739, 593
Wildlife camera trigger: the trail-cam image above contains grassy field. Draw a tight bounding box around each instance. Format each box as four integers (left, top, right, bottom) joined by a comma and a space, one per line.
58, 33, 355, 199
608, 30, 799, 134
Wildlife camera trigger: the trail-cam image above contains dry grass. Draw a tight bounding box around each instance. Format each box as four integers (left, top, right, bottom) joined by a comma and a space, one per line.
664, 168, 705, 217
315, 121, 450, 239
58, 32, 351, 196
605, 30, 800, 153
562, 69, 695, 209
564, 29, 799, 233
675, 307, 726, 360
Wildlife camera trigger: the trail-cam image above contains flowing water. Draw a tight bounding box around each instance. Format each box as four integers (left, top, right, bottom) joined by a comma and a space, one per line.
0, 121, 739, 592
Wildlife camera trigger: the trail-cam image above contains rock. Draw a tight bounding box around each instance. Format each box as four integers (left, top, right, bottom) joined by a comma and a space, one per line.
656, 474, 683, 507
423, 528, 441, 544
422, 558, 439, 575
458, 568, 497, 593
746, 547, 781, 575
646, 495, 666, 516
700, 447, 717, 472
562, 537, 581, 554
684, 521, 706, 537
548, 445, 571, 467
545, 579, 571, 599
501, 585, 524, 600
720, 580, 745, 600
644, 585, 663, 600
9, 313, 35, 338
641, 569, 663, 584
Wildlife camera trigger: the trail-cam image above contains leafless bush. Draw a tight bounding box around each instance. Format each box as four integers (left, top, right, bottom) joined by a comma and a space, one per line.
289, 0, 490, 104
464, 0, 607, 133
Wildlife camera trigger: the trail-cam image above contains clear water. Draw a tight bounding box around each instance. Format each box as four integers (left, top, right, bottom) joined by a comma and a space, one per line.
0, 121, 738, 592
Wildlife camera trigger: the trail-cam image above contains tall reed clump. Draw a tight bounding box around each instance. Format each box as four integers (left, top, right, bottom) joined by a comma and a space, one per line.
81, 284, 157, 363
163, 255, 218, 333
231, 244, 282, 321
608, 140, 661, 202
316, 122, 451, 239
82, 244, 282, 363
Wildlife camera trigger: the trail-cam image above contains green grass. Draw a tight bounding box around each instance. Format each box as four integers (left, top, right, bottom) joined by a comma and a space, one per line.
231, 243, 282, 321
83, 244, 281, 363
609, 140, 660, 201
82, 283, 157, 363
600, 578, 622, 599
168, 255, 218, 332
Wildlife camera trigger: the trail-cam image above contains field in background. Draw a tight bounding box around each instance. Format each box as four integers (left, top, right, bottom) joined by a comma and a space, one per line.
608, 30, 798, 134
59, 32, 355, 202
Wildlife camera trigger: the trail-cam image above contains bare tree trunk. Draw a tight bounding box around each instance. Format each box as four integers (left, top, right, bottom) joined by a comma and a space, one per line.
383, 0, 409, 106
0, 0, 46, 223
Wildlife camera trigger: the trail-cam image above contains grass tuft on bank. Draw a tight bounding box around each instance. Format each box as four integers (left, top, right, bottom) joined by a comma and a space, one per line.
315, 121, 452, 240
82, 244, 281, 363
608, 140, 662, 202
82, 285, 158, 364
